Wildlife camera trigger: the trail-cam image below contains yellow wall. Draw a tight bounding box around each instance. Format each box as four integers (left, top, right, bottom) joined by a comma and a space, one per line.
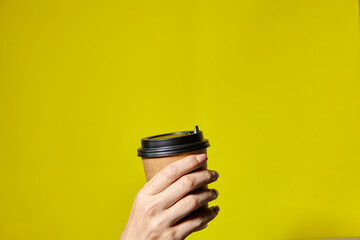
0, 1, 359, 239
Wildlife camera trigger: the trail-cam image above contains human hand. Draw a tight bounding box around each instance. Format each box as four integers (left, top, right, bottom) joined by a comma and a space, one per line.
119, 153, 219, 240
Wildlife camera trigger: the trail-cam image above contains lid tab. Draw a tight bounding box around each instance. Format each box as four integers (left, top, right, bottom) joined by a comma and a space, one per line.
194, 125, 199, 134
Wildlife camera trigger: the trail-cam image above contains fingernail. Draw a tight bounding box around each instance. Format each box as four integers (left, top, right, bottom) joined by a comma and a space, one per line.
199, 223, 208, 230
212, 189, 219, 197
211, 171, 219, 179
196, 154, 207, 163
212, 206, 220, 214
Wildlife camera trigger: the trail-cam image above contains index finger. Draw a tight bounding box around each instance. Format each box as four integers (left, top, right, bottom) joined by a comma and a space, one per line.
144, 153, 208, 195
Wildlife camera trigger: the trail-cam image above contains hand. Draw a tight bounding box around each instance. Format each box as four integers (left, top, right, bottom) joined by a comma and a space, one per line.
119, 153, 220, 240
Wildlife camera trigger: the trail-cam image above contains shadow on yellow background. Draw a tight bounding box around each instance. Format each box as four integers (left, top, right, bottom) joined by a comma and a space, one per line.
0, 0, 359, 239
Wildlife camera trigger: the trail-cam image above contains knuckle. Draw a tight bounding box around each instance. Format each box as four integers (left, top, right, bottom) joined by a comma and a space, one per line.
162, 230, 177, 240
164, 165, 178, 180
144, 202, 157, 217
135, 190, 145, 202
147, 231, 158, 240
193, 218, 203, 229
150, 216, 166, 230
186, 195, 199, 209
179, 176, 195, 190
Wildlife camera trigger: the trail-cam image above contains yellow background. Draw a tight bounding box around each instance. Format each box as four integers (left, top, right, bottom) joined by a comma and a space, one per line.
0, 0, 359, 239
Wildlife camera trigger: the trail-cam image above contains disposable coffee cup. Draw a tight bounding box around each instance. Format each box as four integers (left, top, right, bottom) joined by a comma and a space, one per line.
138, 126, 211, 212
137, 126, 210, 182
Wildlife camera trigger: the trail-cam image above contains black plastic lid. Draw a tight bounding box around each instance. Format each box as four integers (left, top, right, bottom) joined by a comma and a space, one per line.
137, 126, 210, 158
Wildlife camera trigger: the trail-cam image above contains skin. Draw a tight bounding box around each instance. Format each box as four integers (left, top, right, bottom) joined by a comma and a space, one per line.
120, 153, 220, 240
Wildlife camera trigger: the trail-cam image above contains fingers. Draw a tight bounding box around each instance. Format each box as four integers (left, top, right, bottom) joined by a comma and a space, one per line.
158, 169, 219, 208
144, 154, 208, 195
166, 188, 219, 225
172, 206, 220, 240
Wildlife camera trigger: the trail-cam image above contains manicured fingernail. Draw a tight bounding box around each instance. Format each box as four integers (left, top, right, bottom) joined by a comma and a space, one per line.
212, 206, 220, 214
212, 189, 219, 197
196, 154, 207, 163
211, 171, 219, 179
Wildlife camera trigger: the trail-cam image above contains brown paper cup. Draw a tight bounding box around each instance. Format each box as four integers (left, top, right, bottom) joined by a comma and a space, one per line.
141, 148, 207, 182
141, 148, 209, 209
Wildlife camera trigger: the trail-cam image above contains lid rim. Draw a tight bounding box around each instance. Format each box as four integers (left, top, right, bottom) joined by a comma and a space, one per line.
138, 142, 210, 158
139, 139, 209, 152
138, 140, 209, 153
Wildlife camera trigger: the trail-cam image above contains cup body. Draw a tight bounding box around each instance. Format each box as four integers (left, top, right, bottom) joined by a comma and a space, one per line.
141, 148, 207, 182
141, 148, 209, 209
